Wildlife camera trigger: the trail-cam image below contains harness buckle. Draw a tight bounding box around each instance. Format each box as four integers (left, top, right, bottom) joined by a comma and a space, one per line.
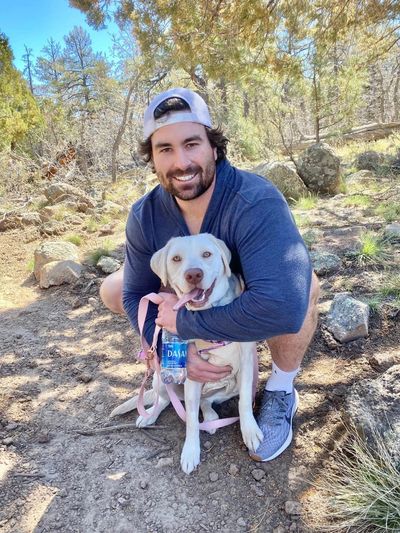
146, 346, 156, 360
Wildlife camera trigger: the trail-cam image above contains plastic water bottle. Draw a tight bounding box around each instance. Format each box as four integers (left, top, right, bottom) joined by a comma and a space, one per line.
160, 329, 188, 384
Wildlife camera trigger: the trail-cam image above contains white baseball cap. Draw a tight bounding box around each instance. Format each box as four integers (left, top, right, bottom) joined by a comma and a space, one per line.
143, 87, 212, 139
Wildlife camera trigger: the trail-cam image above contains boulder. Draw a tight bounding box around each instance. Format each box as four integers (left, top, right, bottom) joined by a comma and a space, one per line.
384, 223, 400, 239
326, 292, 369, 342
40, 221, 67, 236
43, 182, 96, 209
297, 143, 341, 195
355, 150, 385, 171
346, 365, 400, 459
346, 169, 376, 183
253, 161, 308, 200
97, 256, 121, 274
34, 241, 79, 281
99, 200, 128, 216
0, 212, 41, 231
309, 251, 342, 275
39, 260, 82, 288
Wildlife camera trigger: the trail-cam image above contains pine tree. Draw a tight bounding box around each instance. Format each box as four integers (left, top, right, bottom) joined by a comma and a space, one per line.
0, 33, 42, 151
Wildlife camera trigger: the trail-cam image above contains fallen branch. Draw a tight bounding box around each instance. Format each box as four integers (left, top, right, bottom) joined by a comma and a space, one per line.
74, 423, 167, 436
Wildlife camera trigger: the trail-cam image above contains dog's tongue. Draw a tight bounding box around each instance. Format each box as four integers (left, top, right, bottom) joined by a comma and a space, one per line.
173, 288, 203, 311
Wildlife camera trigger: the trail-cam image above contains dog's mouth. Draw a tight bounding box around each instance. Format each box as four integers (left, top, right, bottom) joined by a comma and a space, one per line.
173, 280, 216, 310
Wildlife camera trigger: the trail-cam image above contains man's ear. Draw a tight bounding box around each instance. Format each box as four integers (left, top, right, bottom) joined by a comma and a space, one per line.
209, 235, 231, 276
150, 242, 170, 286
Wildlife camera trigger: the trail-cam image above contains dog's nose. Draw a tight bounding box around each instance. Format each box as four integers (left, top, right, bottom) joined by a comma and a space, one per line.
184, 268, 203, 285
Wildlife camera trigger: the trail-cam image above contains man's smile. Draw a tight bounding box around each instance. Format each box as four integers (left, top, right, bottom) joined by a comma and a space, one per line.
173, 172, 198, 182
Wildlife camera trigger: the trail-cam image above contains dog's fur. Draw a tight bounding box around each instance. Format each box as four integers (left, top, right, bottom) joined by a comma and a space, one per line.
110, 233, 262, 473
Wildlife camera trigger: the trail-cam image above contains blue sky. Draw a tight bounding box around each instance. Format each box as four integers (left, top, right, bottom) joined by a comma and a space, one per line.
0, 0, 117, 71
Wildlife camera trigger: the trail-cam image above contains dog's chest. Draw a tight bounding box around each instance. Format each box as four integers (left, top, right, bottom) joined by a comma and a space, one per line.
194, 339, 241, 398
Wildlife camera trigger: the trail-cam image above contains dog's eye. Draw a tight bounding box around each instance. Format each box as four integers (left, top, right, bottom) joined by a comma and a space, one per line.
172, 255, 182, 262
202, 251, 212, 258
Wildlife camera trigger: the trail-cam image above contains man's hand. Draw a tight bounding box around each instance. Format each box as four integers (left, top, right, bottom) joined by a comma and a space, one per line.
155, 292, 179, 333
187, 343, 232, 383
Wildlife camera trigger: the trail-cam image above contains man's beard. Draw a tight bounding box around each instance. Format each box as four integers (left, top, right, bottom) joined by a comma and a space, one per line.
157, 159, 216, 201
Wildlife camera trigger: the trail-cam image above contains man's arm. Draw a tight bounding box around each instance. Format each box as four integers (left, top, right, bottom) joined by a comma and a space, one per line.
176, 198, 312, 342
122, 208, 161, 345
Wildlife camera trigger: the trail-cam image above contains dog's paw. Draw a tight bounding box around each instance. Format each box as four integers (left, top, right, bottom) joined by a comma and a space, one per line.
240, 418, 264, 452
180, 441, 201, 474
136, 413, 158, 427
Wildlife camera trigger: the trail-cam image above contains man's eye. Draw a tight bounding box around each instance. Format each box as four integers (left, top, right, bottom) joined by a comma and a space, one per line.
202, 251, 212, 258
172, 255, 182, 262
186, 143, 198, 149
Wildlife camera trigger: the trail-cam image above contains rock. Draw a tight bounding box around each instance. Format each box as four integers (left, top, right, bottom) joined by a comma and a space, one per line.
355, 150, 385, 171
156, 457, 173, 468
37, 432, 51, 443
273, 526, 286, 533
228, 463, 240, 476
44, 182, 96, 208
285, 500, 302, 515
39, 205, 62, 222
209, 472, 219, 482
346, 169, 376, 183
251, 468, 265, 481
297, 143, 341, 195
139, 480, 148, 489
97, 256, 121, 274
320, 225, 365, 255
34, 241, 79, 280
384, 223, 400, 239
326, 293, 369, 342
236, 517, 246, 527
346, 365, 400, 459
309, 251, 342, 275
40, 220, 67, 236
99, 200, 127, 216
39, 260, 82, 289
98, 223, 117, 236
253, 161, 308, 200
77, 372, 93, 383
368, 352, 400, 372
0, 212, 41, 231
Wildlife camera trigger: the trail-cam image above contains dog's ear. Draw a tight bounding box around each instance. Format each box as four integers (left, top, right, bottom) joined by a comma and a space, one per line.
150, 242, 170, 286
209, 235, 231, 277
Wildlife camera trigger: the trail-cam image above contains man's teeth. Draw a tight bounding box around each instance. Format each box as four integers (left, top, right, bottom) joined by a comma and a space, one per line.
175, 173, 196, 182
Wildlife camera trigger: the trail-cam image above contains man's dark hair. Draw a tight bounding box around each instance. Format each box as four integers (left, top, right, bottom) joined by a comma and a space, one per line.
138, 96, 229, 167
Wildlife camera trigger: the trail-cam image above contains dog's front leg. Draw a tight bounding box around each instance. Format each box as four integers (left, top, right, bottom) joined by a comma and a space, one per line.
238, 342, 263, 452
180, 379, 202, 474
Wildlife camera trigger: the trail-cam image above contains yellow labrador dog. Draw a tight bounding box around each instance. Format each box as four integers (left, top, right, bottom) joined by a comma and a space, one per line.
111, 233, 262, 474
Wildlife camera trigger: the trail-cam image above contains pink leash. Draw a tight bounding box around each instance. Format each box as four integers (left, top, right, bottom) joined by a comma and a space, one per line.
136, 293, 258, 431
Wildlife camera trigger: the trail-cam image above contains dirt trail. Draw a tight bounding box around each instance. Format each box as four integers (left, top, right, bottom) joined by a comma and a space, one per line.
1, 192, 399, 532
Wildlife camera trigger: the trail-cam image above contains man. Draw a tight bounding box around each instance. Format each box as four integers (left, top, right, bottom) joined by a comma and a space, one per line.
100, 87, 319, 462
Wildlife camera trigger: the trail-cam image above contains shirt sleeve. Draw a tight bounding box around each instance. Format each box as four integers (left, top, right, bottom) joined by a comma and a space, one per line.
122, 207, 161, 346
176, 198, 312, 342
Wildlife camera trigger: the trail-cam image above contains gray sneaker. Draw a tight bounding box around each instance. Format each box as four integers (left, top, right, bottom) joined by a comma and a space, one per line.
249, 389, 299, 462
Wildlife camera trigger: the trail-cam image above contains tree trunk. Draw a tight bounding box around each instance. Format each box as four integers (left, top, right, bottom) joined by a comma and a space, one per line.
111, 81, 136, 183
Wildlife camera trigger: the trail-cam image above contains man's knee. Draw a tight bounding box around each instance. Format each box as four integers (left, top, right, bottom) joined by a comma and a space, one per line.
99, 268, 124, 314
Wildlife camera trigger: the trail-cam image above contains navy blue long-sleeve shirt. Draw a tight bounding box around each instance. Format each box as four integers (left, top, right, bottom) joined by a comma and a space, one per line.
123, 158, 312, 345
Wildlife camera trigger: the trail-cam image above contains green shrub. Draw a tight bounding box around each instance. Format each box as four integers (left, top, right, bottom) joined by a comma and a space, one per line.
313, 426, 400, 532
65, 234, 83, 246
349, 232, 392, 267
343, 194, 371, 208
293, 194, 318, 210
88, 239, 116, 265
375, 202, 400, 223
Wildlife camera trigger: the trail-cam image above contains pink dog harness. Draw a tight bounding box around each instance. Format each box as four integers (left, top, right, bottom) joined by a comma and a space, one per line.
136, 292, 258, 431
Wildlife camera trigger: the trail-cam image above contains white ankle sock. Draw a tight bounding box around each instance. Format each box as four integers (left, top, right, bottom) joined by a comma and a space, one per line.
265, 361, 300, 394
